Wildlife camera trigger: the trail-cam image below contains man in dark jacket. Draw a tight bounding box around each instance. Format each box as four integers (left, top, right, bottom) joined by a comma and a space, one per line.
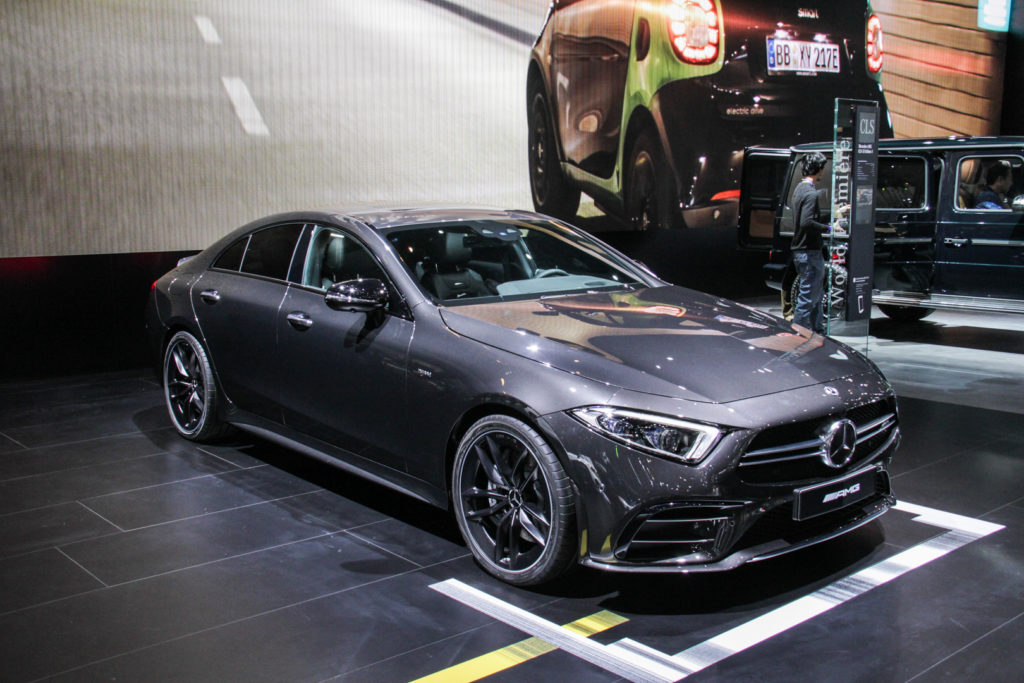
790, 152, 845, 334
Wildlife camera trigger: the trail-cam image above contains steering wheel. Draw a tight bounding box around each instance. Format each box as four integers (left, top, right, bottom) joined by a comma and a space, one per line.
535, 268, 570, 278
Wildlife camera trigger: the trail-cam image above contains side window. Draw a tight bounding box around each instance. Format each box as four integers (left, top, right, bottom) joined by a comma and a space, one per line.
876, 156, 927, 210
239, 224, 303, 280
213, 236, 248, 271
301, 226, 386, 290
956, 156, 1023, 211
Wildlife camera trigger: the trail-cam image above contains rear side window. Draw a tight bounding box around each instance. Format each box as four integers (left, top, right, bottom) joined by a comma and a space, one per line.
876, 156, 926, 210
956, 156, 1024, 211
238, 224, 303, 280
213, 237, 247, 271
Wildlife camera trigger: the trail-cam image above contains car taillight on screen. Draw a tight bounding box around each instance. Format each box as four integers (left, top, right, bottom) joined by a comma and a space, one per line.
667, 0, 720, 65
866, 14, 883, 73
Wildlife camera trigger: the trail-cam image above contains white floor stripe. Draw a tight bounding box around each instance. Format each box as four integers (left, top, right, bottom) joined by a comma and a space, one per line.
193, 15, 222, 44
429, 578, 687, 682
430, 502, 1004, 681
221, 77, 270, 136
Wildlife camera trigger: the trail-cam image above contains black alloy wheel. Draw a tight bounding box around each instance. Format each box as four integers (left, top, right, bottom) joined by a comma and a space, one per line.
163, 331, 227, 442
528, 85, 580, 220
453, 415, 576, 586
626, 129, 674, 230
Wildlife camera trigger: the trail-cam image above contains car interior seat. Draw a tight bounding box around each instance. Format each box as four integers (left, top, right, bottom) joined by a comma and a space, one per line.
958, 158, 980, 209
420, 233, 490, 300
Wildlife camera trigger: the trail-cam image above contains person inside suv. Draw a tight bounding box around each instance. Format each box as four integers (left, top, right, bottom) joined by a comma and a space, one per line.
976, 160, 1013, 210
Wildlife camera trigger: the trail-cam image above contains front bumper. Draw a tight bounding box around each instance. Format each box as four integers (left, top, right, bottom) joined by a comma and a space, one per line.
540, 385, 900, 572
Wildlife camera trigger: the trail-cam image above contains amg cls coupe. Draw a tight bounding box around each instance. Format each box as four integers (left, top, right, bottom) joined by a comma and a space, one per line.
527, 0, 891, 230
146, 207, 899, 586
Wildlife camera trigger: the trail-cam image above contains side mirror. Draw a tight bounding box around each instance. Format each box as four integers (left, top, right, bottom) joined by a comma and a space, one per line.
1012, 195, 1024, 213
325, 278, 389, 313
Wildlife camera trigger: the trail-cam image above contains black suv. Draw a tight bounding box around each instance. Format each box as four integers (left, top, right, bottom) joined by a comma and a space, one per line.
740, 137, 1024, 320
527, 0, 890, 230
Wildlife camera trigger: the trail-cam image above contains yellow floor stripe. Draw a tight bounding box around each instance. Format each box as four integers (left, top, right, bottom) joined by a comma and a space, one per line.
411, 610, 628, 683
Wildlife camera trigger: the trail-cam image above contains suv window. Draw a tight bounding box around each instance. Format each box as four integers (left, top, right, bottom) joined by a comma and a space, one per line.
956, 156, 1024, 211
876, 156, 927, 210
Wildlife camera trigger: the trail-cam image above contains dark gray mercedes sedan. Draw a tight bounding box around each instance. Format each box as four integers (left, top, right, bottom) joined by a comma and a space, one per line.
146, 207, 899, 586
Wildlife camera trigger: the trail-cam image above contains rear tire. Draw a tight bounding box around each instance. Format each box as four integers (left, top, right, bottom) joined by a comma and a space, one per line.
452, 415, 577, 586
528, 83, 580, 221
163, 331, 230, 442
878, 304, 933, 322
625, 129, 675, 230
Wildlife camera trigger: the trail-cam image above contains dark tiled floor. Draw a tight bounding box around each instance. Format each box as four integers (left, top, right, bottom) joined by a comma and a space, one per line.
0, 367, 1021, 682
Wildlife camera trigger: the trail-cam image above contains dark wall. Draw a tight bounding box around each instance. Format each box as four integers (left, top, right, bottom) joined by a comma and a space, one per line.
0, 226, 769, 380
1, 251, 196, 379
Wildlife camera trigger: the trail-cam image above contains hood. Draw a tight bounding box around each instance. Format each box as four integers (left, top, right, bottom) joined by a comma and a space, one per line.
439, 286, 872, 403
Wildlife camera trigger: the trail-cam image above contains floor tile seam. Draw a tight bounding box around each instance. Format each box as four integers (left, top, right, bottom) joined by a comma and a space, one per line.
341, 526, 471, 569
903, 611, 1024, 682
0, 388, 162, 417
94, 487, 327, 534
0, 530, 350, 619
979, 495, 1024, 520
0, 393, 164, 430
32, 555, 465, 681
0, 448, 172, 485
76, 500, 126, 534
54, 545, 111, 589
0, 425, 176, 452
78, 460, 272, 504
0, 430, 28, 450
0, 458, 264, 518
0, 370, 152, 392
888, 435, 1005, 480
318, 593, 569, 682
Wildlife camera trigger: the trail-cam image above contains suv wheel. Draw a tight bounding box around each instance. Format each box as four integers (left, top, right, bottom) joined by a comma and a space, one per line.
626, 129, 675, 230
878, 304, 933, 322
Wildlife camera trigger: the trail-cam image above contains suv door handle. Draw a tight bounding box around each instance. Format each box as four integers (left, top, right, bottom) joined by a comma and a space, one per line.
199, 289, 220, 304
944, 237, 970, 248
286, 312, 314, 330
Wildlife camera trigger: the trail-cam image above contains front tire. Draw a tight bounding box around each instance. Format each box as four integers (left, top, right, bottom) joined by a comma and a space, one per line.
452, 415, 576, 586
528, 83, 580, 220
163, 331, 229, 442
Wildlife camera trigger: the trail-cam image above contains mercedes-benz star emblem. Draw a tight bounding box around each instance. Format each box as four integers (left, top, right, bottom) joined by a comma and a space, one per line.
820, 419, 857, 468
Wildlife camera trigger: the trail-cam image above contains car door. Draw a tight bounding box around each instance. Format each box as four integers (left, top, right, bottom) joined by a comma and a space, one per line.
191, 223, 304, 421
937, 152, 1024, 300
276, 225, 414, 473
738, 147, 790, 250
548, 0, 634, 178
871, 153, 938, 296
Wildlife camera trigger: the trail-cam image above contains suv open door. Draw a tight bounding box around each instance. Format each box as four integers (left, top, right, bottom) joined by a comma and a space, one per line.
738, 147, 790, 250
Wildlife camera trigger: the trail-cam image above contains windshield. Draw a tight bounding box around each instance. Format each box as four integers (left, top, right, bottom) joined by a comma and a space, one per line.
385, 219, 651, 304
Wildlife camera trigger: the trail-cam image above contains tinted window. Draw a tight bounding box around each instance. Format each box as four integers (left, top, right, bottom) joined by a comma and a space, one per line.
876, 157, 926, 209
956, 156, 1024, 211
239, 224, 303, 280
301, 226, 386, 290
213, 236, 248, 271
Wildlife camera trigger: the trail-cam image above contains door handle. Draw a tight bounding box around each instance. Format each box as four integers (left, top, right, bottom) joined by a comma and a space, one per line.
943, 237, 970, 248
199, 289, 220, 304
286, 312, 314, 330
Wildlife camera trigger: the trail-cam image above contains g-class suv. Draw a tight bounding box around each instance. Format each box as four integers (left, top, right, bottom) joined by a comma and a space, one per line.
527, 0, 891, 230
740, 137, 1024, 321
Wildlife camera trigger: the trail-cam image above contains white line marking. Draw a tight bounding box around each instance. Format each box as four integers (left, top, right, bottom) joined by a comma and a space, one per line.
431, 502, 1004, 680
429, 578, 687, 682
193, 15, 222, 44
221, 77, 270, 136
667, 501, 1004, 676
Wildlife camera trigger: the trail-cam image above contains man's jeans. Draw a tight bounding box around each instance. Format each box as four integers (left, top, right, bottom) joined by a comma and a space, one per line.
792, 249, 825, 333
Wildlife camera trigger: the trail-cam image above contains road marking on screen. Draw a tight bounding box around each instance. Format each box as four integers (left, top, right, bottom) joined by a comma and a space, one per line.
429, 502, 1003, 682
411, 610, 628, 682
221, 77, 270, 136
193, 15, 222, 44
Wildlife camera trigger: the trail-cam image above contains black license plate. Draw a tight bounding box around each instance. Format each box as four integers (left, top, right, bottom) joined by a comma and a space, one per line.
793, 466, 878, 521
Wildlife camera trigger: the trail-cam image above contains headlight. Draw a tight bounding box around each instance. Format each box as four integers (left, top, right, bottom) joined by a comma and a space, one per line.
570, 407, 722, 464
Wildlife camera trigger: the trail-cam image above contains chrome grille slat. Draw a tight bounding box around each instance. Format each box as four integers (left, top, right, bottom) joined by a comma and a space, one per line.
743, 437, 822, 459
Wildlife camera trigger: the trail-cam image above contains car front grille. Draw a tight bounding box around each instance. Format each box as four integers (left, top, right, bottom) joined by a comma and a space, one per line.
738, 399, 898, 485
